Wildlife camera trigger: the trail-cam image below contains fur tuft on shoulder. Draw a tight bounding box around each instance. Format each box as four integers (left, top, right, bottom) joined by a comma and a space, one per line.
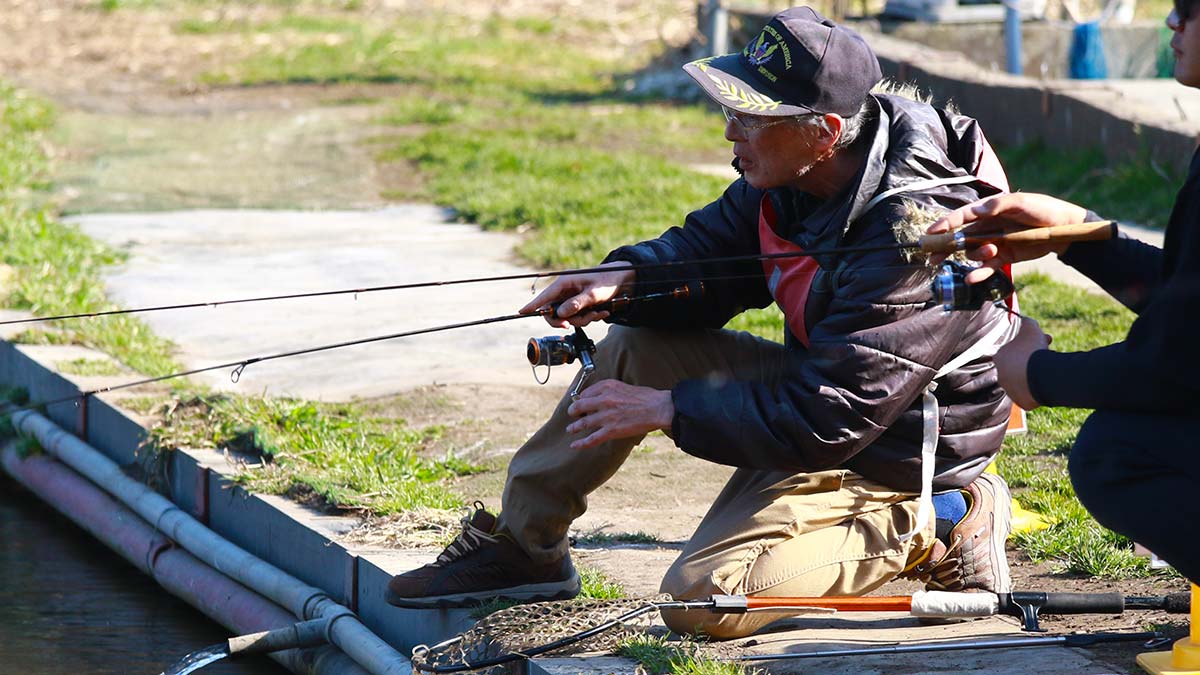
891, 199, 968, 264
872, 79, 960, 115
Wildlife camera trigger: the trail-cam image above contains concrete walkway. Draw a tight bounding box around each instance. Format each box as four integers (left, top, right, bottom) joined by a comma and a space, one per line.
69, 206, 608, 400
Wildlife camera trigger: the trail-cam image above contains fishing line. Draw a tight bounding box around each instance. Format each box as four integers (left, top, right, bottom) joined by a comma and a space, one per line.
3, 310, 551, 416
0, 221, 1112, 327
0, 263, 1041, 415
0, 248, 915, 328
3, 223, 1107, 414
1, 288, 700, 416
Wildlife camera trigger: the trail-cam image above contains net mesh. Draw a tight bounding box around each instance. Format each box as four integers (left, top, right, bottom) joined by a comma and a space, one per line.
411, 595, 673, 674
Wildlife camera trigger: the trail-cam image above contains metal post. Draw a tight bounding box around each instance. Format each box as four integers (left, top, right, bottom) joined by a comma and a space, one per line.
1004, 0, 1024, 75
708, 0, 729, 57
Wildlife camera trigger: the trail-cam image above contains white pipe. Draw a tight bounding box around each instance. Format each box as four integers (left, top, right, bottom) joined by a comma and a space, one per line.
1, 443, 369, 675
12, 409, 412, 675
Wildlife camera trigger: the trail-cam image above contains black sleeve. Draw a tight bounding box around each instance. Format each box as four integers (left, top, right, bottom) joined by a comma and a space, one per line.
1026, 342, 1189, 413
1027, 193, 1200, 411
1057, 213, 1164, 313
668, 251, 977, 472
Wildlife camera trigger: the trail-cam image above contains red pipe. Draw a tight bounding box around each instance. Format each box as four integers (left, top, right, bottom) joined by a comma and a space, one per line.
0, 446, 351, 674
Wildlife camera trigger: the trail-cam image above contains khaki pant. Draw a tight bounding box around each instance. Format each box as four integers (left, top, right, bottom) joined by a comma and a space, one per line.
498, 325, 936, 638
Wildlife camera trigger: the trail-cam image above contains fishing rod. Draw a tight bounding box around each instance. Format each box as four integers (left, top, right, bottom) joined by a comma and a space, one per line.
732, 631, 1167, 664
717, 589, 1191, 632
0, 288, 697, 416
2, 221, 1116, 415
409, 588, 1186, 673
0, 221, 1116, 327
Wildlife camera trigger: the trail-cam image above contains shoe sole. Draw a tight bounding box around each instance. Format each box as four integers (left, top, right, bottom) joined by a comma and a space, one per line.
982, 472, 1013, 594
384, 572, 582, 609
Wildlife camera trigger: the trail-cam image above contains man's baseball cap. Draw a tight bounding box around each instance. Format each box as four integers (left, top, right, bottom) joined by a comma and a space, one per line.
684, 7, 882, 118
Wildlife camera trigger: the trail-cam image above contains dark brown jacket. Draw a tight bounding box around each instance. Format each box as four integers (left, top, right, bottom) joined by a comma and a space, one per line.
603, 94, 1013, 492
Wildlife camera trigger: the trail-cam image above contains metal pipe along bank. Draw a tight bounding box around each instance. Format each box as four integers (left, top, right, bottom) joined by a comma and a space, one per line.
8, 409, 411, 675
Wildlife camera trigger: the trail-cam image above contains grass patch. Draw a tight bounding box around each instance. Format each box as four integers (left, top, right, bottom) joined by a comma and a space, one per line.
206, 13, 731, 264
0, 81, 178, 376
618, 635, 752, 675
575, 530, 663, 547
580, 566, 627, 599
998, 273, 1172, 578
177, 12, 362, 35
996, 141, 1181, 229
55, 358, 124, 376
10, 329, 74, 346
146, 394, 477, 513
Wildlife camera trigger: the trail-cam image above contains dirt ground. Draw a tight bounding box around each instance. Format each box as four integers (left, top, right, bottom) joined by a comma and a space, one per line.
3, 1, 1190, 668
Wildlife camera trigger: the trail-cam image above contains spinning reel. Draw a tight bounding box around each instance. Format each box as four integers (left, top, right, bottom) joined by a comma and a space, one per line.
932, 261, 1015, 312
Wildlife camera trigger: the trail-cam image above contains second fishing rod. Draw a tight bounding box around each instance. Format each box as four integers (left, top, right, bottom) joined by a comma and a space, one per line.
0, 221, 1118, 328
3, 221, 1116, 417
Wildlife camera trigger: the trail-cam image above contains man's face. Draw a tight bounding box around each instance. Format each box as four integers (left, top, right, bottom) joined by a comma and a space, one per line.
723, 111, 830, 190
1169, 6, 1200, 88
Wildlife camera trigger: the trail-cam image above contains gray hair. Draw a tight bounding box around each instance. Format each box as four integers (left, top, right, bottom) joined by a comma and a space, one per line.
791, 97, 876, 151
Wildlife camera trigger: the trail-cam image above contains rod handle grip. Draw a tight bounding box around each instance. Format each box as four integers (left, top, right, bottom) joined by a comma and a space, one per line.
999, 591, 1126, 617
919, 220, 1117, 254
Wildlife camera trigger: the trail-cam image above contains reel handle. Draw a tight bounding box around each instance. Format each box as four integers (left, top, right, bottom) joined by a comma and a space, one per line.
919, 220, 1117, 254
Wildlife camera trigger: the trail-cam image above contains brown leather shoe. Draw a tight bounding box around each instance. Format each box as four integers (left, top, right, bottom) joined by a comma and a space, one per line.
385, 502, 580, 608
901, 472, 1013, 593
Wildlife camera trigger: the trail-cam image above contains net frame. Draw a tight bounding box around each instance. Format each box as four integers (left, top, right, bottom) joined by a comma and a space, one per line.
410, 595, 707, 674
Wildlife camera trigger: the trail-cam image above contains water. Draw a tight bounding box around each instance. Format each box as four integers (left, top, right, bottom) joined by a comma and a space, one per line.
160, 645, 230, 675
0, 477, 289, 675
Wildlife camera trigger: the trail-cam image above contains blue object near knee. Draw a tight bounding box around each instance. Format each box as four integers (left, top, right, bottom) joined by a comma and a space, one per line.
933, 490, 967, 525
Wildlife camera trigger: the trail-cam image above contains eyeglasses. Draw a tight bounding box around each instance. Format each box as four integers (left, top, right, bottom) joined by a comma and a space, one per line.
722, 107, 797, 133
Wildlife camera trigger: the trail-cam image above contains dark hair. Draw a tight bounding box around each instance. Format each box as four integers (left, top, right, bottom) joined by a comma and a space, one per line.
1176, 0, 1200, 21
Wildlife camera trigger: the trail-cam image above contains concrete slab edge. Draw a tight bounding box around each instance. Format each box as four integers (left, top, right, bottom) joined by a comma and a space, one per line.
872, 42, 1197, 173
0, 339, 475, 661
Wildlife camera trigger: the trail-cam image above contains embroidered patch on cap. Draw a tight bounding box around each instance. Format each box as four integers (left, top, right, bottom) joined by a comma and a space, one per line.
690, 57, 781, 113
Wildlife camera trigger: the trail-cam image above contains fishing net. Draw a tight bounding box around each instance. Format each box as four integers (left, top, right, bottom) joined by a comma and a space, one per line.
410, 595, 675, 674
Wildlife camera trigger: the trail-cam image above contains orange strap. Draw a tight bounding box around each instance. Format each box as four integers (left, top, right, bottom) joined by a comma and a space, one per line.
744, 596, 914, 612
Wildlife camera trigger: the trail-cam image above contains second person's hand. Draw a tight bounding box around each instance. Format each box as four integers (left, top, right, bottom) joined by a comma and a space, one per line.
927, 193, 1090, 284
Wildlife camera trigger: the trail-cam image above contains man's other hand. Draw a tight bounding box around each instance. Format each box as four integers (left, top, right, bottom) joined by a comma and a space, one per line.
927, 193, 1090, 284
995, 316, 1053, 410
565, 380, 674, 449
519, 261, 635, 328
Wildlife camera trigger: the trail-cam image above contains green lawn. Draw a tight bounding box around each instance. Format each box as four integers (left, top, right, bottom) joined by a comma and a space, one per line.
0, 83, 177, 376
998, 273, 1172, 578
143, 394, 478, 513
997, 141, 1182, 229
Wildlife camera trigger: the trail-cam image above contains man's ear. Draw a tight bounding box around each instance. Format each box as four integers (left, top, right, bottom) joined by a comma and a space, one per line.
817, 113, 844, 152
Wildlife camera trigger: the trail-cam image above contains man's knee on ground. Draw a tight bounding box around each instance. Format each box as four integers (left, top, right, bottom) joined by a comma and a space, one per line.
660, 607, 760, 640
658, 555, 761, 639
